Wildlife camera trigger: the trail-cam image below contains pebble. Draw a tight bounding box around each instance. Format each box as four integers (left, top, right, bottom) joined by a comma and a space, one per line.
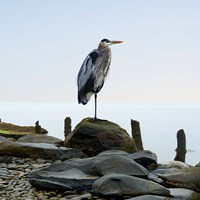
0, 156, 104, 200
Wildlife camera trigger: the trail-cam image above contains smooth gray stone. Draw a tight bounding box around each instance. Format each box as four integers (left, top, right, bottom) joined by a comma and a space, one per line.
128, 150, 158, 169
34, 153, 148, 177
29, 168, 98, 191
92, 174, 170, 197
0, 141, 85, 161
169, 188, 200, 200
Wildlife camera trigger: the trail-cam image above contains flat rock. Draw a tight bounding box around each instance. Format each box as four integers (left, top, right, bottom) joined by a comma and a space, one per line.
92, 174, 170, 197
64, 118, 137, 156
17, 134, 62, 144
127, 195, 176, 200
28, 151, 148, 191
0, 141, 85, 161
169, 188, 200, 200
93, 153, 148, 176
30, 152, 148, 177
29, 168, 98, 191
160, 166, 200, 192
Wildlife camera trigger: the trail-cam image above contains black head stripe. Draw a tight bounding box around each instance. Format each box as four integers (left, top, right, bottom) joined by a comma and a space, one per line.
101, 38, 110, 43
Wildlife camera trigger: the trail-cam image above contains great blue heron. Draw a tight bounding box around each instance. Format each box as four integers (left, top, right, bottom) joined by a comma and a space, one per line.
77, 38, 123, 120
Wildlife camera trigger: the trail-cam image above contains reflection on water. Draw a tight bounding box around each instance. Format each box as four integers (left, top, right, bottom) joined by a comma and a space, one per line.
0, 102, 200, 165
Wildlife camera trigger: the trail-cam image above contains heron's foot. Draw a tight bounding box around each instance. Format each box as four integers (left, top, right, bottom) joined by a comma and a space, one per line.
92, 117, 107, 122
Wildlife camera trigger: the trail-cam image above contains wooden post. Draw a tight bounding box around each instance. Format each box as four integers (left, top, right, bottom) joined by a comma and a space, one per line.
131, 119, 144, 151
35, 121, 41, 134
64, 117, 71, 137
174, 129, 187, 162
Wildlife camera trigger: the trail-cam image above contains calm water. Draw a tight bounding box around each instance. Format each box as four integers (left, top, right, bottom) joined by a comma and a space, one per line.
0, 102, 200, 165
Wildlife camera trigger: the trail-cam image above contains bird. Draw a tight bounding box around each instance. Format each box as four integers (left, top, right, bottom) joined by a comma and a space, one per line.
77, 38, 123, 121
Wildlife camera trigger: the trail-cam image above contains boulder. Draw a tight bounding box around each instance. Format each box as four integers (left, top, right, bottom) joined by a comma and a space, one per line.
29, 151, 148, 178
29, 168, 98, 191
17, 134, 62, 144
160, 166, 200, 192
128, 150, 158, 170
92, 174, 170, 197
28, 151, 148, 191
64, 118, 137, 156
93, 153, 148, 177
0, 141, 85, 161
169, 188, 200, 200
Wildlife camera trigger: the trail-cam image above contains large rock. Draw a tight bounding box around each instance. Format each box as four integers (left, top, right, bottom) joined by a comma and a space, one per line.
128, 150, 158, 170
29, 168, 98, 191
64, 118, 137, 156
92, 174, 170, 197
28, 151, 148, 191
30, 151, 148, 177
160, 166, 200, 192
0, 141, 85, 161
17, 134, 62, 144
93, 152, 148, 176
169, 188, 200, 200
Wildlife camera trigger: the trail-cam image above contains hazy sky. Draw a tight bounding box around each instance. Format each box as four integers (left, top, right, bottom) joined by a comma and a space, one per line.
1, 0, 200, 103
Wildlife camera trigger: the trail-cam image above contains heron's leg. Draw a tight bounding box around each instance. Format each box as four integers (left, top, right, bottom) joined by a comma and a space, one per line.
94, 93, 97, 121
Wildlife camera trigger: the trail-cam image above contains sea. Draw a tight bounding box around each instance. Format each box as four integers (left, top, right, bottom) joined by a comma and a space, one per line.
0, 102, 200, 166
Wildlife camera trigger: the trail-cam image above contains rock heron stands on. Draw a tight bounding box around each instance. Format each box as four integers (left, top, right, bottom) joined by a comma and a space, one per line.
77, 39, 123, 120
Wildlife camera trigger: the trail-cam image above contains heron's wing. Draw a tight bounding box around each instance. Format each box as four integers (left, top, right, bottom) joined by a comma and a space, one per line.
77, 49, 99, 103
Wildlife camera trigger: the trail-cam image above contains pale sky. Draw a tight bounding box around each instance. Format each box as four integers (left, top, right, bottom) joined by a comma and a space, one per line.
1, 0, 200, 103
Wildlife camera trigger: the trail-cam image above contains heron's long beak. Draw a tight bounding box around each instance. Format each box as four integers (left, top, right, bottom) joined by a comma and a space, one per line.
111, 40, 123, 44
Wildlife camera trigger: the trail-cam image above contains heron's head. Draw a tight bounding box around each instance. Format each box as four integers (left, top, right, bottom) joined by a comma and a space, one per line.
100, 38, 123, 47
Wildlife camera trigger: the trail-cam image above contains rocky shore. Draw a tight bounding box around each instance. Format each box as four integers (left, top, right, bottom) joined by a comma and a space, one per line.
0, 118, 200, 200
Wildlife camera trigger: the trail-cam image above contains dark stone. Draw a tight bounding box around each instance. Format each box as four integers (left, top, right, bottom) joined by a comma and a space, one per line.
0, 156, 13, 164
30, 151, 148, 178
0, 141, 85, 161
160, 167, 200, 192
64, 118, 137, 156
29, 168, 98, 191
128, 150, 158, 170
92, 153, 148, 177
92, 174, 170, 197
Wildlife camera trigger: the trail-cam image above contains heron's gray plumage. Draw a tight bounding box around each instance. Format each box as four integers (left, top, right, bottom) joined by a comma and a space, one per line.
77, 42, 111, 105
77, 38, 123, 120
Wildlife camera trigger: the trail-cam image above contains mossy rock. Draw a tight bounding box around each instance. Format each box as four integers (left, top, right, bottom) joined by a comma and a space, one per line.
64, 118, 137, 156
0, 122, 48, 140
